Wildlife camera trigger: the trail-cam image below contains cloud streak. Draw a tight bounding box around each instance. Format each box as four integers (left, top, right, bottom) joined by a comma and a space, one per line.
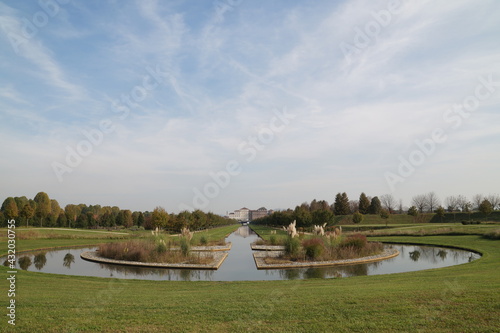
0, 0, 499, 213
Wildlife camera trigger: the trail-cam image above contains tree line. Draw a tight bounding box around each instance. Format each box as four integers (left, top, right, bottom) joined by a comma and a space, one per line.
252, 191, 500, 228
0, 192, 231, 232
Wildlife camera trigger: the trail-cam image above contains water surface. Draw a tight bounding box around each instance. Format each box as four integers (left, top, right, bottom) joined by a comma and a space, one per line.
4, 226, 479, 281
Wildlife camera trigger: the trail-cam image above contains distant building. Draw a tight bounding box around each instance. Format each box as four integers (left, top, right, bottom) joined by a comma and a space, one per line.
228, 207, 273, 222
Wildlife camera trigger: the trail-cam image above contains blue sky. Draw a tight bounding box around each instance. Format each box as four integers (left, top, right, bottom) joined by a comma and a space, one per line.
1, 0, 499, 215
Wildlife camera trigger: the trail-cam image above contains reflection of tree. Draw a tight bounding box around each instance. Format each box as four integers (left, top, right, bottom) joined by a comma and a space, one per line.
409, 251, 421, 262
437, 250, 447, 260
63, 253, 75, 268
304, 267, 326, 279
19, 256, 32, 270
279, 269, 300, 280
34, 252, 47, 270
341, 263, 369, 277
96, 262, 214, 281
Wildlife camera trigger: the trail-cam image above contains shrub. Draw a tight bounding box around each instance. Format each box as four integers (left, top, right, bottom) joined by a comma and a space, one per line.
302, 238, 324, 260
340, 234, 367, 250
200, 235, 208, 246
284, 236, 301, 258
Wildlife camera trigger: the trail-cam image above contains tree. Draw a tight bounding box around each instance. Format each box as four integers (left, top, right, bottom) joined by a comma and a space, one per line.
380, 194, 397, 213
121, 210, 133, 228
486, 194, 500, 210
472, 194, 483, 211
293, 205, 312, 228
425, 192, 440, 213
380, 208, 390, 227
456, 195, 469, 212
1, 197, 19, 219
444, 196, 458, 212
368, 196, 381, 214
412, 194, 427, 213
50, 199, 61, 227
64, 204, 80, 228
478, 200, 493, 217
311, 209, 334, 226
398, 199, 404, 214
14, 196, 28, 213
192, 210, 207, 230
34, 192, 51, 227
349, 200, 359, 213
137, 212, 145, 227
358, 193, 370, 214
75, 213, 88, 228
151, 206, 169, 230
352, 211, 364, 224
435, 206, 445, 222
99, 212, 115, 227
333, 192, 350, 215
57, 212, 68, 227
309, 199, 321, 212
20, 204, 35, 227
407, 206, 418, 222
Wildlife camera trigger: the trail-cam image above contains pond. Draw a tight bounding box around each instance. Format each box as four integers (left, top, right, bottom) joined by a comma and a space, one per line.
3, 226, 480, 281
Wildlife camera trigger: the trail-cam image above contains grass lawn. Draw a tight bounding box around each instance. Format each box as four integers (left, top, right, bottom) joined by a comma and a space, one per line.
1, 225, 499, 332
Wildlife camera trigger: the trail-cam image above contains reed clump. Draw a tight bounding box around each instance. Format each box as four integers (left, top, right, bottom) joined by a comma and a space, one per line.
98, 230, 213, 264
281, 233, 383, 262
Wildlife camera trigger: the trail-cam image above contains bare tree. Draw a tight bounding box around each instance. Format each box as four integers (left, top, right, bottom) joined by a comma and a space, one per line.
444, 196, 459, 212
349, 200, 359, 213
412, 194, 428, 213
425, 191, 440, 213
456, 195, 468, 212
472, 194, 483, 211
380, 194, 397, 213
486, 194, 500, 210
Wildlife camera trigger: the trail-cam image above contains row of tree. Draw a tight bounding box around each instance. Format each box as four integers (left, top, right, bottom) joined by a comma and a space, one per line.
253, 192, 499, 228
0, 192, 231, 232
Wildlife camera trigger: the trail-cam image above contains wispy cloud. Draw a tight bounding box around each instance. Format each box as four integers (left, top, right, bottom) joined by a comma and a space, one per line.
0, 0, 499, 212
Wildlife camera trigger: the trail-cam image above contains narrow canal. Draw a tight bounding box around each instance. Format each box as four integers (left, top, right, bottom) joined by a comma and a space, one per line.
3, 226, 480, 281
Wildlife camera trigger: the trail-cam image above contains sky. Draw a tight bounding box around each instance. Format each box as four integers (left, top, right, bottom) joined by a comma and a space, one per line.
0, 0, 499, 215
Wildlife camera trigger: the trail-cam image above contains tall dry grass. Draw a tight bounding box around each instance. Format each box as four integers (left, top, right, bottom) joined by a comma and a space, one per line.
279, 234, 384, 262
98, 239, 213, 264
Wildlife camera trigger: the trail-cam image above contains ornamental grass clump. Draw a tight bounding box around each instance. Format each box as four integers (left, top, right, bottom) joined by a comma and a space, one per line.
284, 236, 301, 259
180, 237, 191, 256
302, 237, 325, 260
199, 235, 208, 246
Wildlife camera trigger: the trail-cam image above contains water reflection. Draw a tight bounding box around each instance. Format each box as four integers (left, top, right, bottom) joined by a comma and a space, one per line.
34, 252, 47, 270
437, 250, 447, 260
63, 253, 75, 268
1, 227, 481, 281
409, 250, 421, 262
18, 256, 32, 270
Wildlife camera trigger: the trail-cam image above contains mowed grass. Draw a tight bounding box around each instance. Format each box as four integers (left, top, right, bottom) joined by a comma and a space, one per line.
0, 225, 499, 332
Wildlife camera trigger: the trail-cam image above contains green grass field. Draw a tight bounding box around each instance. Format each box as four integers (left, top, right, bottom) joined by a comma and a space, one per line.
1, 225, 499, 332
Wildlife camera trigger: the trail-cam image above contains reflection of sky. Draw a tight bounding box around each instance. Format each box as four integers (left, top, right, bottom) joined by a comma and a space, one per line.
3, 228, 480, 281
